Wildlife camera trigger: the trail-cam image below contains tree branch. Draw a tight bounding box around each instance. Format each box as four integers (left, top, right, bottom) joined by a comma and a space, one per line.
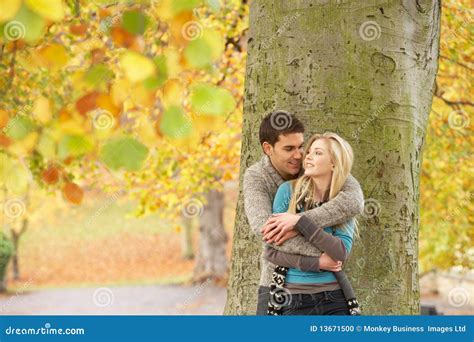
440, 55, 473, 71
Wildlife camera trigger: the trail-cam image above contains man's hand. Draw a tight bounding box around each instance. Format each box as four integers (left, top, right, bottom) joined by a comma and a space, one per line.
260, 213, 301, 243
270, 229, 299, 246
319, 253, 342, 272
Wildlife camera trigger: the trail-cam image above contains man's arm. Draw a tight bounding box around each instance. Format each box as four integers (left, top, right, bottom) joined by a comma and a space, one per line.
243, 168, 320, 257
301, 174, 364, 230
242, 168, 273, 238
263, 246, 343, 272
263, 174, 363, 256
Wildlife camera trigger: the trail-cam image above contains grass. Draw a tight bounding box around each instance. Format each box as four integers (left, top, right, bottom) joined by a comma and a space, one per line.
5, 184, 237, 291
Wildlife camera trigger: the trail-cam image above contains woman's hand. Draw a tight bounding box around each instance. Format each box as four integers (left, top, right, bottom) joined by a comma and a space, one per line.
260, 213, 301, 243
319, 253, 342, 272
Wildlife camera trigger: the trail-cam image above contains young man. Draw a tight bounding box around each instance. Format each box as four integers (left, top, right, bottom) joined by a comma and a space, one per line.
243, 111, 364, 315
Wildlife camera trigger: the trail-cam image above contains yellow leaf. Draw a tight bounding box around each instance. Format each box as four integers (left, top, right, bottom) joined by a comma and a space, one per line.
25, 0, 64, 21
38, 44, 68, 70
0, 109, 9, 129
136, 117, 158, 148
111, 79, 131, 105
164, 48, 182, 78
120, 52, 156, 83
5, 160, 30, 194
202, 29, 224, 59
96, 93, 121, 117
0, 0, 22, 22
0, 153, 13, 185
161, 79, 183, 107
37, 130, 56, 158
32, 96, 52, 124
152, 0, 173, 20
57, 117, 87, 136
131, 84, 155, 108
193, 114, 225, 134
8, 132, 39, 156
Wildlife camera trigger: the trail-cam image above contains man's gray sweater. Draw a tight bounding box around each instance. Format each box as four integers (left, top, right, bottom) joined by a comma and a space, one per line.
243, 155, 364, 287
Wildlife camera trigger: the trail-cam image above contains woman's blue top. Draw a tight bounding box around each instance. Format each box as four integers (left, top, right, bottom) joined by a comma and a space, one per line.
272, 181, 355, 283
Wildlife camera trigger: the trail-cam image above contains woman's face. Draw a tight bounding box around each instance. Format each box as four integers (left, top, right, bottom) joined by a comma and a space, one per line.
303, 138, 333, 177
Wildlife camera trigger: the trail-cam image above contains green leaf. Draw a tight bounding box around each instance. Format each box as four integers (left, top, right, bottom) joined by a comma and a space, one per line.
205, 0, 220, 12
143, 55, 168, 90
84, 64, 114, 88
4, 4, 46, 43
122, 10, 149, 35
5, 115, 36, 140
190, 84, 235, 116
37, 131, 56, 159
160, 106, 192, 138
171, 0, 201, 15
58, 134, 93, 159
2, 157, 29, 194
100, 136, 149, 171
120, 51, 156, 83
0, 153, 14, 186
184, 38, 213, 69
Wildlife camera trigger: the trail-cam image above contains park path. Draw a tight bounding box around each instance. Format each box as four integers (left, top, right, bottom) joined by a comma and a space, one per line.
0, 284, 471, 315
0, 284, 227, 315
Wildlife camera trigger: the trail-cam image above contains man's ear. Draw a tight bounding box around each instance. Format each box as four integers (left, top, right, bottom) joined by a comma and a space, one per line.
262, 142, 273, 156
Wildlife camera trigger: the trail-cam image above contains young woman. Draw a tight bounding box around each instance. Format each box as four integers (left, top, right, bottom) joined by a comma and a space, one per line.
264, 132, 360, 315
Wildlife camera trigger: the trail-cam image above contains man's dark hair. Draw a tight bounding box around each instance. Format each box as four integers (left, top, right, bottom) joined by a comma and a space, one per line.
259, 110, 305, 146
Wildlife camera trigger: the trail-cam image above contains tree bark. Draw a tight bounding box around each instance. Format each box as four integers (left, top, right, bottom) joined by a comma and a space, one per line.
225, 0, 440, 315
180, 217, 194, 260
193, 190, 228, 283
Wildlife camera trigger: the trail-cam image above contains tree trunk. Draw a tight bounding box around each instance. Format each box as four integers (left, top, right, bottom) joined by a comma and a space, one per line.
225, 0, 440, 315
193, 190, 228, 283
10, 214, 29, 281
11, 229, 20, 280
181, 217, 194, 260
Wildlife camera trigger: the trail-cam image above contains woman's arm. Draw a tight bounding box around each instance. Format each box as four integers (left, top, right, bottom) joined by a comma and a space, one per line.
263, 246, 321, 272
263, 247, 343, 272
295, 219, 355, 261
267, 182, 322, 257
263, 175, 363, 257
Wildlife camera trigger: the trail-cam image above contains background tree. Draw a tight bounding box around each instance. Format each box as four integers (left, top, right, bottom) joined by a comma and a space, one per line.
225, 0, 441, 315
0, 0, 246, 286
419, 0, 473, 273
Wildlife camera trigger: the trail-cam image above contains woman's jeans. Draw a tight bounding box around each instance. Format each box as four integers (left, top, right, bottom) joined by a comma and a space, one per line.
256, 286, 350, 315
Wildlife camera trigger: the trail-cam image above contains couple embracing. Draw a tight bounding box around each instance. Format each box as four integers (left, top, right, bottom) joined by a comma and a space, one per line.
243, 111, 365, 315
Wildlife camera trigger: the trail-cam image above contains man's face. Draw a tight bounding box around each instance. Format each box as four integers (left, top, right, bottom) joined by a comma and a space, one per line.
264, 133, 304, 180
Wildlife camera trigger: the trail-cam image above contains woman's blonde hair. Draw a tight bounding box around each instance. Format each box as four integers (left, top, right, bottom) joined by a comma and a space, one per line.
288, 132, 358, 236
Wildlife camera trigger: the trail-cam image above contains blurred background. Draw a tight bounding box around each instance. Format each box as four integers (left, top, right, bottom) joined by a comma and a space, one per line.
0, 0, 471, 315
